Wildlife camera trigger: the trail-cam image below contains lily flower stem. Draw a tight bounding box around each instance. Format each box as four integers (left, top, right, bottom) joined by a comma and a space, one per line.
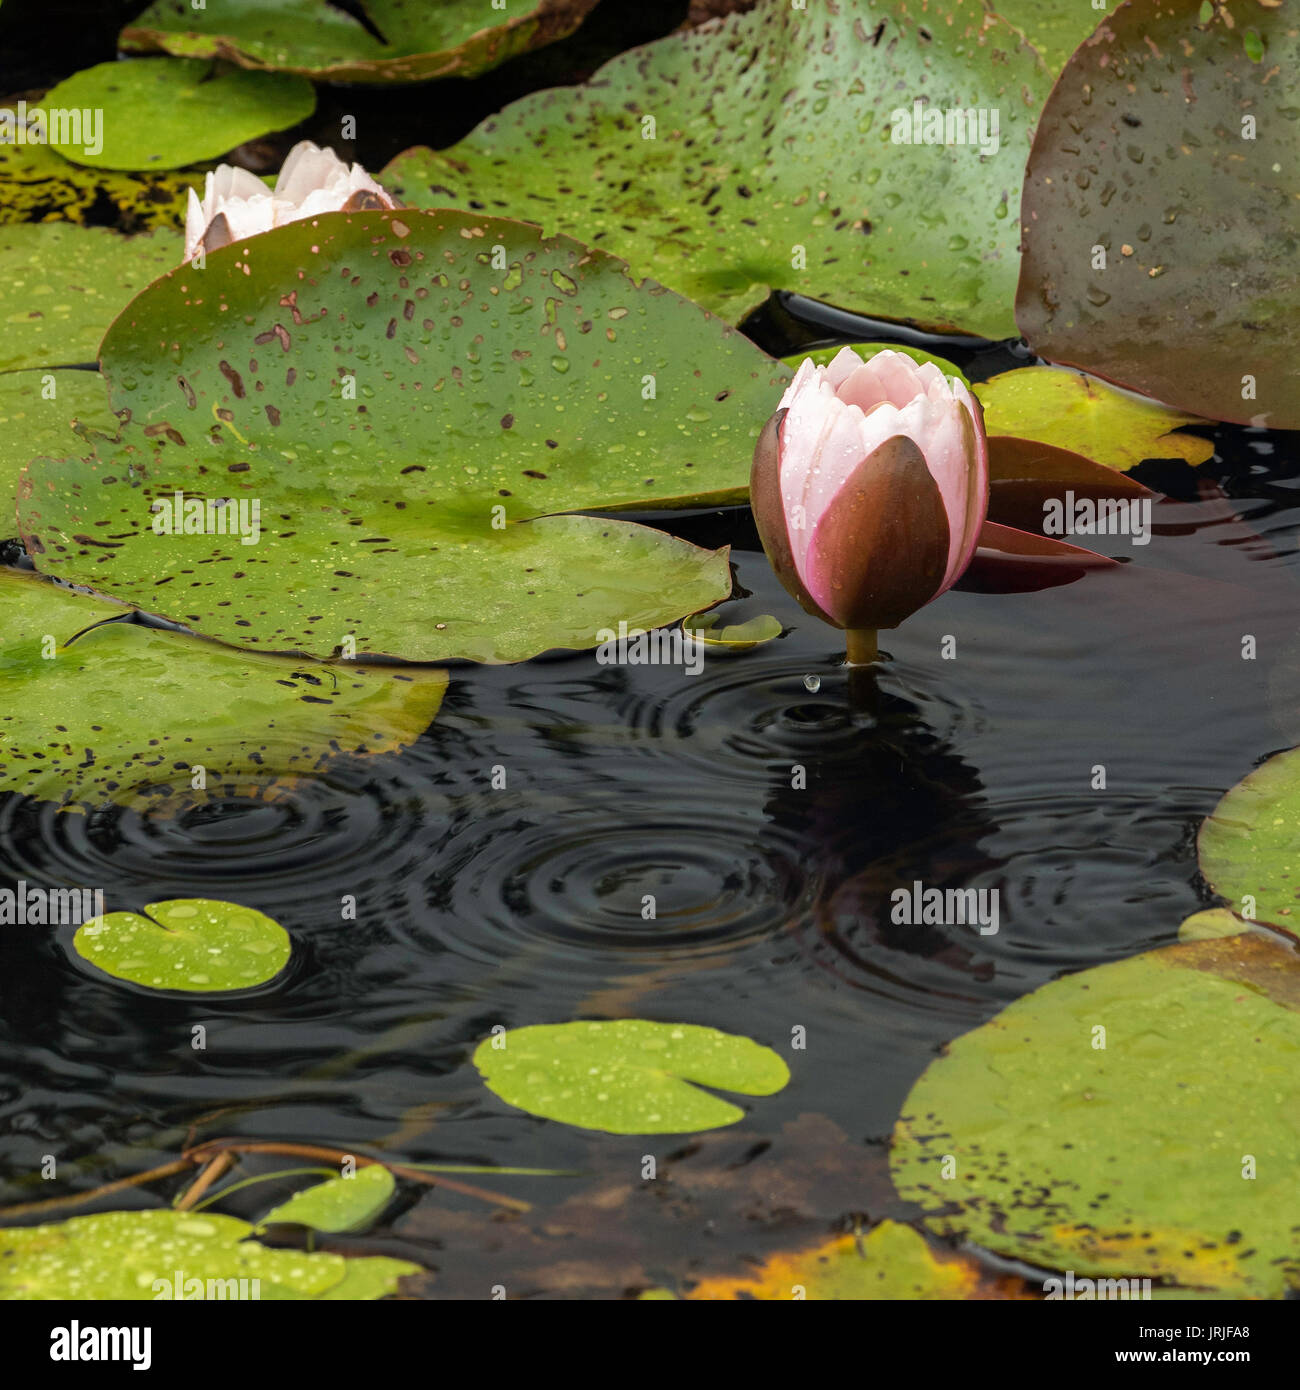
845, 628, 878, 666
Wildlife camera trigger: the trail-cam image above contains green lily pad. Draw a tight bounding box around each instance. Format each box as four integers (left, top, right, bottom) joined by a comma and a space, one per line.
891, 932, 1300, 1297
36, 58, 315, 171
383, 1, 1049, 336
121, 0, 600, 84
683, 609, 782, 651
1015, 0, 1300, 429
0, 568, 447, 809
473, 1019, 790, 1134
20, 208, 782, 662
0, 223, 180, 371
0, 1208, 417, 1299
258, 1165, 395, 1233
1177, 908, 1252, 944
1199, 746, 1300, 930
981, 0, 1104, 75
781, 342, 969, 388
73, 898, 291, 991
688, 1220, 1028, 1300
0, 370, 115, 508
316, 1254, 421, 1300
0, 118, 197, 230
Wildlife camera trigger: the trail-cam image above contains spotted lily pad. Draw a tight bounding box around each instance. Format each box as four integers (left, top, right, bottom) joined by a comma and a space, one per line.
383, 0, 1049, 336
1199, 746, 1300, 930
121, 0, 600, 84
472, 1019, 790, 1134
980, 0, 1104, 75
258, 1165, 395, 1233
36, 58, 315, 171
0, 1208, 417, 1298
0, 370, 115, 507
73, 898, 291, 991
1015, 0, 1300, 429
687, 1220, 1029, 1300
20, 208, 782, 663
0, 223, 180, 371
891, 932, 1300, 1297
0, 568, 447, 808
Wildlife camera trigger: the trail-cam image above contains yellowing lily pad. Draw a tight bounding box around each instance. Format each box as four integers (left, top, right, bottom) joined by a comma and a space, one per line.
0, 1208, 416, 1299
473, 1020, 790, 1134
258, 1165, 395, 1233
1199, 746, 1300, 930
74, 898, 291, 992
891, 932, 1300, 1297
36, 59, 315, 171
687, 1220, 1029, 1300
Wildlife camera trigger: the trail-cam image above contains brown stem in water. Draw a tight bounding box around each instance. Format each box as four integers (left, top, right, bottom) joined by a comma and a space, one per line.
174, 1150, 236, 1212
0, 1157, 196, 1222
845, 628, 878, 665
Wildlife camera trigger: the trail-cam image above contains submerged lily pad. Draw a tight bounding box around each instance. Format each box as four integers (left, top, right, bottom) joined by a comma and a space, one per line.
1199, 747, 1300, 930
1015, 0, 1300, 428
121, 0, 600, 84
0, 1208, 416, 1298
0, 569, 447, 809
258, 1165, 394, 1233
20, 208, 782, 663
687, 1220, 1028, 1300
473, 1019, 790, 1134
37, 59, 315, 171
384, 1, 1049, 336
0, 370, 115, 506
891, 932, 1300, 1297
0, 223, 179, 371
73, 898, 291, 991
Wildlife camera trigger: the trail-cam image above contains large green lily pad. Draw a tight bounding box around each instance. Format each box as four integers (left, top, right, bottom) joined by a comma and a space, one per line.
892, 932, 1300, 1297
36, 58, 315, 171
121, 0, 600, 84
19, 208, 780, 662
0, 568, 447, 808
383, 0, 1049, 336
981, 0, 1104, 75
473, 1019, 790, 1134
259, 1165, 395, 1233
0, 224, 180, 371
1199, 746, 1300, 931
0, 1208, 417, 1299
73, 898, 291, 992
0, 370, 115, 508
1015, 0, 1300, 429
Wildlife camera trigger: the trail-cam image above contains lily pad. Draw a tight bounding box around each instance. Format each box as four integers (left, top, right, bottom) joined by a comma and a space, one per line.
0, 119, 196, 230
73, 898, 291, 992
782, 342, 970, 388
891, 932, 1300, 1297
258, 1165, 395, 1233
19, 208, 782, 663
682, 609, 782, 651
472, 1019, 790, 1134
36, 59, 315, 171
687, 1220, 1029, 1300
0, 1208, 417, 1299
383, 1, 1049, 336
0, 370, 115, 507
981, 0, 1104, 75
121, 0, 600, 84
0, 568, 447, 809
1015, 0, 1300, 429
1199, 746, 1300, 930
0, 223, 180, 371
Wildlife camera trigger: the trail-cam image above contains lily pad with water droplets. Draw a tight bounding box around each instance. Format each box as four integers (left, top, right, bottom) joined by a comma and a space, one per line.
121, 0, 600, 84
19, 208, 780, 663
473, 1020, 790, 1134
0, 1208, 417, 1299
0, 568, 447, 809
384, 0, 1050, 337
0, 370, 115, 508
979, 0, 1105, 75
73, 898, 291, 992
36, 58, 315, 171
258, 1165, 395, 1234
891, 932, 1300, 1297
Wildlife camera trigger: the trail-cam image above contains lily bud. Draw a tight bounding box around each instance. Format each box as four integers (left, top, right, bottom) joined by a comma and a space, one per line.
183, 140, 399, 262
751, 348, 989, 643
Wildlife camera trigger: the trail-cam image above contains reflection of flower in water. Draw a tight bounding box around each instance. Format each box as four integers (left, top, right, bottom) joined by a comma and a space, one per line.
184, 141, 398, 262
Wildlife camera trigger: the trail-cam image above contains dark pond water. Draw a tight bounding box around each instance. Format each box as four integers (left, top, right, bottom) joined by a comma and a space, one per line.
1, 286, 1296, 1292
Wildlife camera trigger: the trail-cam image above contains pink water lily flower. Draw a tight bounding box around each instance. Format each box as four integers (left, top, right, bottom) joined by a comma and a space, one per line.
751, 347, 989, 662
183, 140, 398, 262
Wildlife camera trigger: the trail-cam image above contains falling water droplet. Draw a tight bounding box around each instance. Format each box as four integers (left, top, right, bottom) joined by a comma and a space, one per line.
803, 674, 821, 693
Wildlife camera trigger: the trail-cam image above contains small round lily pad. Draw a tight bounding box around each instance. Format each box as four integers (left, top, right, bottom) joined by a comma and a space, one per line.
473, 1019, 790, 1134
258, 1166, 395, 1234
73, 898, 290, 992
